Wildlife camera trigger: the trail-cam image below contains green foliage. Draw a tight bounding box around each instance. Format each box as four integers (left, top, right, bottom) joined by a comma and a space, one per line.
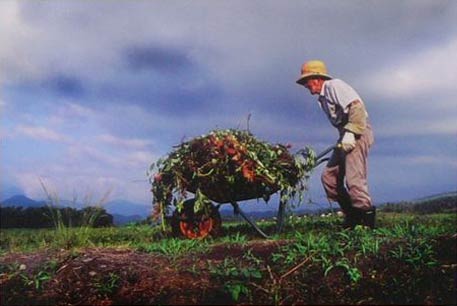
137, 238, 209, 257
2, 212, 455, 256
324, 258, 362, 283
94, 272, 121, 296
40, 187, 114, 249
208, 257, 262, 301
219, 232, 248, 245
388, 237, 438, 269
20, 271, 51, 291
1, 210, 455, 305
267, 212, 455, 288
0, 225, 163, 253
208, 250, 263, 301
2, 259, 60, 293
338, 226, 382, 256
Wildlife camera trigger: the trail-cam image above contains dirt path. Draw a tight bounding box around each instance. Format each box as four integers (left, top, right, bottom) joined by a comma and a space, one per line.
1, 240, 287, 305
1, 236, 456, 305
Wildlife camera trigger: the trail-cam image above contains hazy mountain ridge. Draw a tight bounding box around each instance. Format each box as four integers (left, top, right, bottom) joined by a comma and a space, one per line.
0, 195, 150, 225
1, 195, 46, 208
412, 191, 457, 203
2, 191, 456, 224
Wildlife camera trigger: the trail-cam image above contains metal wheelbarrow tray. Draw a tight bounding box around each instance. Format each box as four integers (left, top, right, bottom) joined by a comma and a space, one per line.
164, 145, 335, 240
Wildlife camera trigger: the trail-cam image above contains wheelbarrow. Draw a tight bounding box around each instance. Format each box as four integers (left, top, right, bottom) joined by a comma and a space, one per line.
170, 144, 337, 239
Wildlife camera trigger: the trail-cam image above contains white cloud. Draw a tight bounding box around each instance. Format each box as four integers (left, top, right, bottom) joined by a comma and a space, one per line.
11, 141, 155, 203
97, 134, 152, 150
361, 38, 457, 99
13, 171, 45, 200
14, 125, 69, 142
57, 101, 95, 120
124, 151, 155, 168
66, 144, 120, 166
0, 1, 50, 83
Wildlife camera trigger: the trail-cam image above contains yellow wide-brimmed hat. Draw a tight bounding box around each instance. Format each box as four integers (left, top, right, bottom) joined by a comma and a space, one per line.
296, 60, 332, 85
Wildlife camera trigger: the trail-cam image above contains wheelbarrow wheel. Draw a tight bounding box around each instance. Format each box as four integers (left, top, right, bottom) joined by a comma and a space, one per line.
171, 199, 221, 239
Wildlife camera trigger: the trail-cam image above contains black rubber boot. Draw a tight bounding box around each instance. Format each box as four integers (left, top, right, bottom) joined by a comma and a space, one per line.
338, 192, 355, 229
342, 212, 358, 229
362, 206, 376, 229
351, 207, 376, 229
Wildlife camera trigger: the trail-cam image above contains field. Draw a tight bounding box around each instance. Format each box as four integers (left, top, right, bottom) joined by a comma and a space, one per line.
1, 211, 456, 305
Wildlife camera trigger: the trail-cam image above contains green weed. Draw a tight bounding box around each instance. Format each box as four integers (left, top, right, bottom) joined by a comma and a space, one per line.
40, 180, 112, 250
138, 238, 209, 257
7, 259, 60, 292
389, 238, 438, 269
20, 271, 51, 291
339, 226, 382, 256
208, 258, 262, 302
94, 272, 121, 295
220, 232, 248, 244
324, 258, 362, 283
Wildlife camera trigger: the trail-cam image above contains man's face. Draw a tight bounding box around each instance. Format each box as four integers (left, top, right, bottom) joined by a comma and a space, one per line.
303, 78, 322, 95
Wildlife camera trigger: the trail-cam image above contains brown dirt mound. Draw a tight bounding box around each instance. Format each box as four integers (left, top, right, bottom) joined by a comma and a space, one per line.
1, 237, 456, 305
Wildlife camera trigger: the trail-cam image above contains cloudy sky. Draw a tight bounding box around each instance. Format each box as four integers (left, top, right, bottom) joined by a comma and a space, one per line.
1, 0, 456, 211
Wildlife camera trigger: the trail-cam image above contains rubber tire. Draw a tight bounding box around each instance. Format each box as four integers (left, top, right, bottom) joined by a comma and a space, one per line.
171, 199, 222, 239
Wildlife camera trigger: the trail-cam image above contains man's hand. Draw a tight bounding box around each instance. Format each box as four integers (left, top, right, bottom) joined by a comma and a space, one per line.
341, 132, 356, 152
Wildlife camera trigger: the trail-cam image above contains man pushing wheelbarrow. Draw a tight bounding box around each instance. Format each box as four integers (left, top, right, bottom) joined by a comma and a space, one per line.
148, 60, 376, 239
296, 60, 376, 229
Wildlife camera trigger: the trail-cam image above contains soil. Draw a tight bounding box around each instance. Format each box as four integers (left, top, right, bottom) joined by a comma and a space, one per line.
1, 236, 456, 305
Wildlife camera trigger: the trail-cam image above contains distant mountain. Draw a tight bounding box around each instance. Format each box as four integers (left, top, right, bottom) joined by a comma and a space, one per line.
1, 195, 150, 226
104, 199, 150, 217
0, 185, 25, 202
379, 191, 457, 214
0, 195, 46, 208
412, 191, 457, 203
0, 194, 84, 209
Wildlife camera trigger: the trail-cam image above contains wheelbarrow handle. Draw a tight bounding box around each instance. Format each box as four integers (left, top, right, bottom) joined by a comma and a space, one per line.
276, 143, 342, 235
315, 144, 338, 161
297, 143, 341, 164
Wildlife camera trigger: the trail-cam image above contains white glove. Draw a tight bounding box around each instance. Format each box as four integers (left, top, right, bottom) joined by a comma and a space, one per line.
341, 132, 356, 152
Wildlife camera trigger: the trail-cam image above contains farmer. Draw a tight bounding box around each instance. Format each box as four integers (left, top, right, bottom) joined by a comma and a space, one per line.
296, 60, 376, 229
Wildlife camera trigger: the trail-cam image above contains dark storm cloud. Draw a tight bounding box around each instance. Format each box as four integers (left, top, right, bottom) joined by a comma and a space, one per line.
43, 74, 86, 98
80, 43, 224, 116
371, 135, 456, 158
2, 0, 456, 204
91, 70, 221, 117
124, 45, 192, 73
8, 74, 86, 102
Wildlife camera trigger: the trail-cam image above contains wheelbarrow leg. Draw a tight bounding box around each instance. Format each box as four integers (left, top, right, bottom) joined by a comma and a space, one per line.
276, 191, 287, 233
231, 201, 269, 239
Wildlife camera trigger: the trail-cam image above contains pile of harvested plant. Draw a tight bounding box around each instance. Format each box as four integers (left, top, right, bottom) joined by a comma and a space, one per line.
148, 129, 315, 225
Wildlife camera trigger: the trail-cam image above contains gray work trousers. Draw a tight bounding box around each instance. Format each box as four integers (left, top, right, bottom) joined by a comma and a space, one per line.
321, 124, 374, 211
